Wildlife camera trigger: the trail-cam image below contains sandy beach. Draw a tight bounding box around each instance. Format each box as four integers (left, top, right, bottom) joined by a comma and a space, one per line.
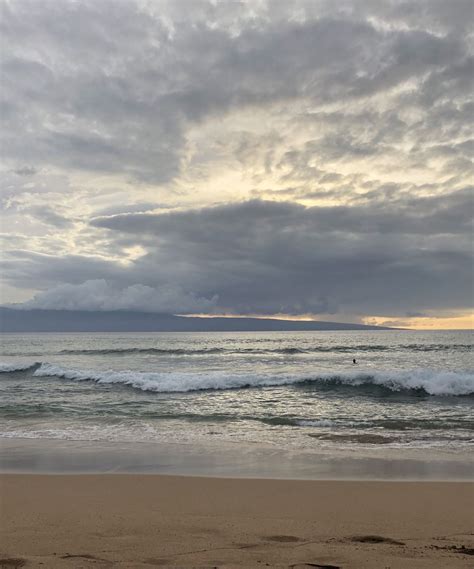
1, 474, 473, 569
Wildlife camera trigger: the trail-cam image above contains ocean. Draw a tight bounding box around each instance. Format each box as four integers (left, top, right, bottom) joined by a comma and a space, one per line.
1, 330, 473, 455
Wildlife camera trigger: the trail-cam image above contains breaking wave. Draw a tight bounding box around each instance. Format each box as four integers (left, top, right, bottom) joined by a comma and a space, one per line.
12, 362, 472, 396
0, 362, 39, 373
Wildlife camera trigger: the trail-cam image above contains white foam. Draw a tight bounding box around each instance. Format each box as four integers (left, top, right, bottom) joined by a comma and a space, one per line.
0, 362, 37, 372
33, 362, 295, 392
297, 419, 342, 427
31, 362, 474, 396
347, 368, 474, 396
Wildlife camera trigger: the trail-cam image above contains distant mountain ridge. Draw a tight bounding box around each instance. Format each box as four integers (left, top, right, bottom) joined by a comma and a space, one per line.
0, 307, 393, 332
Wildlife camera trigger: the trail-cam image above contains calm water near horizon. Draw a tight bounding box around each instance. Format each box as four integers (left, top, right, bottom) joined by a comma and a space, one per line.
1, 330, 473, 457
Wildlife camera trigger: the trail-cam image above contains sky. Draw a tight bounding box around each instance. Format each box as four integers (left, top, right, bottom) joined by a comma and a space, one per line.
0, 0, 473, 329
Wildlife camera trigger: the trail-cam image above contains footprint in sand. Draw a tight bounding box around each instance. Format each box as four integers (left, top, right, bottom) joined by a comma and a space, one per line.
430, 544, 474, 556
60, 553, 112, 563
0, 560, 26, 569
263, 535, 303, 543
289, 563, 341, 569
349, 535, 405, 545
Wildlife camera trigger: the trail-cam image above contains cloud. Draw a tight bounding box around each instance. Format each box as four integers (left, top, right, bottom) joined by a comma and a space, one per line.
92, 189, 472, 237
12, 166, 37, 176
23, 279, 217, 313
3, 191, 471, 317
0, 0, 472, 321
25, 205, 74, 228
1, 0, 471, 185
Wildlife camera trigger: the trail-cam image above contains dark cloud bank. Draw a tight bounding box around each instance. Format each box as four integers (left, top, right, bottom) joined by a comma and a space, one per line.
7, 190, 472, 319
0, 0, 472, 323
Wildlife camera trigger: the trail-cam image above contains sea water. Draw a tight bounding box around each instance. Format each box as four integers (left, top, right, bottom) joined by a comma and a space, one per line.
1, 330, 473, 454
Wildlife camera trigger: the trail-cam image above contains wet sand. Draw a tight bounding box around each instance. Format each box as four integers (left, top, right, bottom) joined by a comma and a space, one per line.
1, 438, 473, 480
1, 474, 473, 568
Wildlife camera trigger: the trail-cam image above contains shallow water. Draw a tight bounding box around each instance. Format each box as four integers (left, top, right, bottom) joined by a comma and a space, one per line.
1, 330, 473, 454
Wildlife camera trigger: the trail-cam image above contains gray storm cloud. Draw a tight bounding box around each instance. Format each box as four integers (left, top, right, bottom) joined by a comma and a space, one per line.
23, 279, 217, 313
0, 0, 472, 319
5, 193, 471, 316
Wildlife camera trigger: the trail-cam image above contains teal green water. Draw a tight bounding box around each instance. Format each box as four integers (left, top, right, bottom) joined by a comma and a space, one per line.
1, 330, 473, 453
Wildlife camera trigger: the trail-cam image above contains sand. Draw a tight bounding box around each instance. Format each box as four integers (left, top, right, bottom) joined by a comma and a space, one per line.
1, 475, 473, 568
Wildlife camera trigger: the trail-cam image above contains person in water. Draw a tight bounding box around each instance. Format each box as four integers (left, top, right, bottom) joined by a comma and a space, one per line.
353, 358, 357, 364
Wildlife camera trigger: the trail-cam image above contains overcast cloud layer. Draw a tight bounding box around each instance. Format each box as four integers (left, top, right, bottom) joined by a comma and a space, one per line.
1, 0, 473, 325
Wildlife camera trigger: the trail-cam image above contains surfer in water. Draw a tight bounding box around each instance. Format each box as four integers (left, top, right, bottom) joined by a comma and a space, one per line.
352, 358, 357, 364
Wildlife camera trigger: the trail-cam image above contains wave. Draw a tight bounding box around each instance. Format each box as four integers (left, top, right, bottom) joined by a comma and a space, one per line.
59, 347, 225, 355
302, 343, 472, 353
56, 346, 315, 355
28, 362, 474, 396
405, 344, 472, 352
0, 362, 39, 372
42, 343, 474, 356
297, 419, 342, 427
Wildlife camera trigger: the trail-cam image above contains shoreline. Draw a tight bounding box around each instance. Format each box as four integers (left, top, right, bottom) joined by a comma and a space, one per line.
1, 474, 473, 568
2, 440, 473, 567
1, 437, 473, 480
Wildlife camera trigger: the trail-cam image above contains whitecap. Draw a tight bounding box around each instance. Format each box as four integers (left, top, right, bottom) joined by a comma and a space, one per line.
31, 363, 474, 396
